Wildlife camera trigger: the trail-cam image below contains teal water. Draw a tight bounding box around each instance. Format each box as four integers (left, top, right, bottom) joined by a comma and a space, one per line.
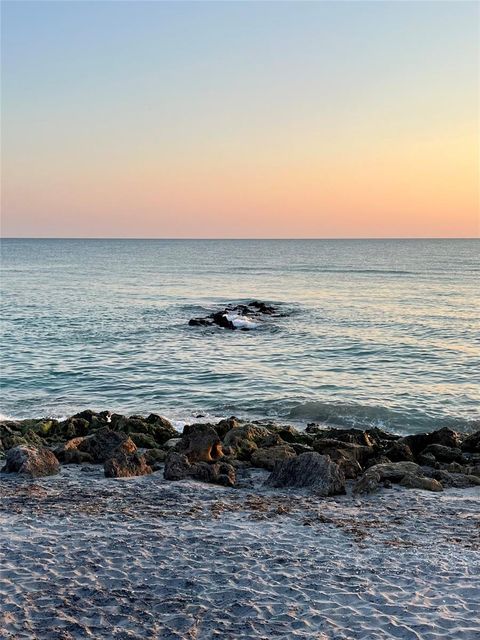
1, 239, 479, 434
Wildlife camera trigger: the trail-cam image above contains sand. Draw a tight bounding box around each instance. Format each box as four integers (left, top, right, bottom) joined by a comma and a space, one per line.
1, 465, 479, 640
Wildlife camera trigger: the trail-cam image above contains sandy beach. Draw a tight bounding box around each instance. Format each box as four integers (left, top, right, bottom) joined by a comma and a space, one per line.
1, 464, 479, 640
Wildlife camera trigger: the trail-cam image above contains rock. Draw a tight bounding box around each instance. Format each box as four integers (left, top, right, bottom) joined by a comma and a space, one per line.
214, 417, 241, 439
188, 301, 279, 331
104, 451, 152, 478
144, 448, 167, 465
163, 437, 182, 449
266, 452, 346, 496
129, 432, 158, 449
164, 452, 191, 481
260, 432, 285, 448
251, 445, 297, 470
313, 438, 372, 464
190, 461, 236, 487
385, 440, 414, 462
402, 427, 460, 457
2, 446, 60, 477
315, 428, 375, 448
180, 424, 223, 463
164, 451, 236, 486
423, 468, 480, 488
420, 444, 465, 464
111, 415, 177, 446
399, 473, 443, 492
461, 430, 480, 453
354, 461, 423, 494
58, 417, 91, 440
80, 428, 136, 462
223, 424, 270, 460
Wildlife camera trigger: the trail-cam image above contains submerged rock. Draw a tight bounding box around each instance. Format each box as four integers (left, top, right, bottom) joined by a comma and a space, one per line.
188, 301, 279, 331
2, 445, 60, 477
267, 452, 346, 496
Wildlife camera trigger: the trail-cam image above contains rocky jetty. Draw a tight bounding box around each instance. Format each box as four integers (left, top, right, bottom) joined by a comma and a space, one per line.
188, 301, 279, 330
1, 411, 479, 494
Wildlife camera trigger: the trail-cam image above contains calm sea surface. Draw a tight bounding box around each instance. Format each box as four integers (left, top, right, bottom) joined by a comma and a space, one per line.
1, 239, 478, 434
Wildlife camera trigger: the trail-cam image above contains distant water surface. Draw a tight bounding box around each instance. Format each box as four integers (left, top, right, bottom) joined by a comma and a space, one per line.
1, 239, 479, 434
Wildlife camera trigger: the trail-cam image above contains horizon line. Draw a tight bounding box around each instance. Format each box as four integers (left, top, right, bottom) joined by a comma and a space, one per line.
0, 236, 478, 241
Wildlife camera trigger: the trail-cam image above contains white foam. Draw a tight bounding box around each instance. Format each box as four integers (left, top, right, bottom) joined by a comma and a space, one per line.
224, 313, 258, 330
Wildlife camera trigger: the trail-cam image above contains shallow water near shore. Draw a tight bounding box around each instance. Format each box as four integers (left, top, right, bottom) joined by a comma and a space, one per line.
1, 239, 479, 433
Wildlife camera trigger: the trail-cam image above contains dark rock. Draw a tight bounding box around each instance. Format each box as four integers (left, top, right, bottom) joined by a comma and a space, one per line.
420, 444, 465, 464
164, 452, 191, 480
266, 452, 346, 496
104, 451, 152, 478
188, 301, 278, 331
402, 427, 460, 457
223, 424, 269, 460
111, 415, 177, 446
190, 461, 236, 487
461, 430, 480, 453
79, 428, 136, 462
214, 417, 241, 440
315, 428, 375, 448
129, 432, 158, 449
164, 451, 236, 486
181, 424, 223, 463
385, 440, 414, 462
423, 468, 480, 488
248, 301, 276, 314
144, 448, 167, 465
189, 317, 213, 327
399, 473, 443, 492
2, 446, 60, 477
251, 445, 297, 470
354, 461, 426, 494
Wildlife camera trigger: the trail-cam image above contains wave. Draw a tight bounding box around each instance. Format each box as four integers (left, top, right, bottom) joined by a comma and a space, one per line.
287, 401, 479, 434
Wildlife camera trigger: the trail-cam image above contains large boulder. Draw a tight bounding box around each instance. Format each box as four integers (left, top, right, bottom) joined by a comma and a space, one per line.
104, 451, 152, 478
164, 451, 236, 487
266, 452, 346, 496
251, 445, 297, 470
2, 446, 60, 477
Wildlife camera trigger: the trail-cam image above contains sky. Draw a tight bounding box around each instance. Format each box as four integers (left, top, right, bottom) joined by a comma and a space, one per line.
1, 1, 478, 238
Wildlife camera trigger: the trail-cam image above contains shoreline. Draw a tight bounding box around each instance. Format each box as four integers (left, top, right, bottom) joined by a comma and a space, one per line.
1, 411, 480, 638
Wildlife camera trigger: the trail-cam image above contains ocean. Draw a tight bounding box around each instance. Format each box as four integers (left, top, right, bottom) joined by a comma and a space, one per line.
1, 238, 478, 434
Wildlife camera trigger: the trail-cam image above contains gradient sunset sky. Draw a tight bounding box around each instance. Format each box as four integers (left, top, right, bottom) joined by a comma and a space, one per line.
2, 1, 478, 238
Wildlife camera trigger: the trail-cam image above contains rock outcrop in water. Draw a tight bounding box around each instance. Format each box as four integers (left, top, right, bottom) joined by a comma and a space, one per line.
1, 411, 479, 492
188, 301, 278, 330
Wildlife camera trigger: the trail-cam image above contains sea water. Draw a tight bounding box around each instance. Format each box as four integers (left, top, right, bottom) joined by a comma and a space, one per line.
1, 238, 478, 434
